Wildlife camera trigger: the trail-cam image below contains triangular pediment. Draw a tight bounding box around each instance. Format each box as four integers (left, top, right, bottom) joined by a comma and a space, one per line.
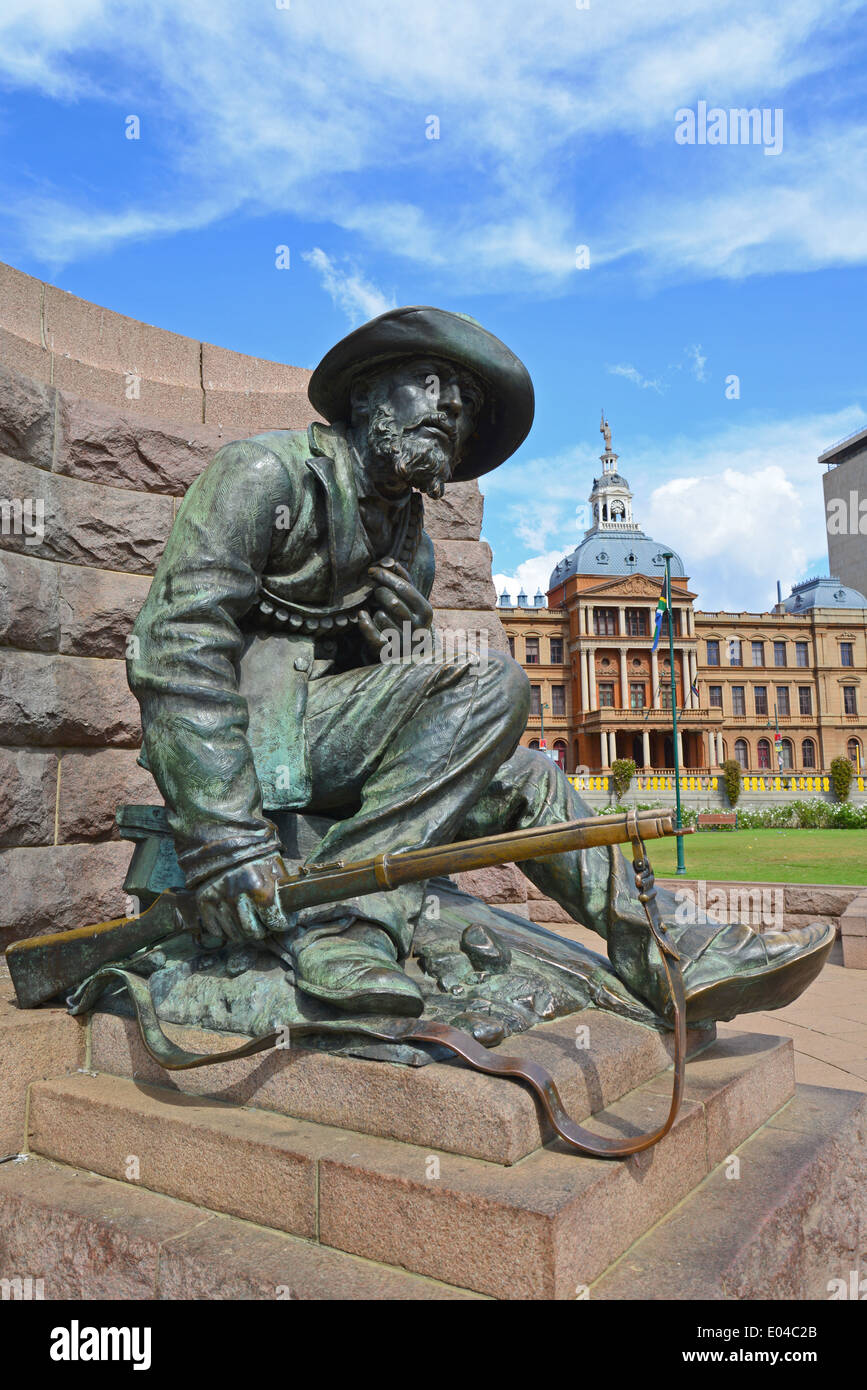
580, 574, 695, 601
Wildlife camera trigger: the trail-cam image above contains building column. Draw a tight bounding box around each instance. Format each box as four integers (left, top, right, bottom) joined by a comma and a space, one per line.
619, 649, 629, 709
676, 728, 684, 768
617, 604, 626, 637
587, 646, 597, 709
651, 647, 660, 708
600, 730, 610, 769
642, 727, 650, 770
579, 647, 588, 710
716, 731, 724, 763
708, 729, 718, 767
688, 650, 698, 707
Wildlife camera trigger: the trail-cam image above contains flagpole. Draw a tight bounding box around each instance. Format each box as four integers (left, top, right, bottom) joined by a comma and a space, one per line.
663, 553, 687, 875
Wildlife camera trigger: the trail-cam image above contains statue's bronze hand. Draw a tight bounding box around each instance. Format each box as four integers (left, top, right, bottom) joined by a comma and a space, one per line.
195, 852, 294, 946
359, 557, 433, 654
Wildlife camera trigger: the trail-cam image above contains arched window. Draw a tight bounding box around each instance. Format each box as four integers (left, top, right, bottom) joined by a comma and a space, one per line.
757, 738, 771, 769
848, 738, 862, 769
801, 739, 816, 769
553, 739, 567, 770
780, 738, 793, 769
734, 738, 749, 769
528, 739, 540, 750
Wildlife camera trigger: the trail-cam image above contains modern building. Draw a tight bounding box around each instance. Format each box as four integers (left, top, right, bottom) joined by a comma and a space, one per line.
821, 426, 867, 601
501, 423, 867, 774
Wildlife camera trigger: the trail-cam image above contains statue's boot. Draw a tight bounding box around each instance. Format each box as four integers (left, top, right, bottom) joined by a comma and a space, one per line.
608, 908, 835, 1025
291, 920, 424, 1016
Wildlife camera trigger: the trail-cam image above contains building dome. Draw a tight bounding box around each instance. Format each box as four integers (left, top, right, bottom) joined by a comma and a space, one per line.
781, 576, 867, 612
549, 535, 684, 588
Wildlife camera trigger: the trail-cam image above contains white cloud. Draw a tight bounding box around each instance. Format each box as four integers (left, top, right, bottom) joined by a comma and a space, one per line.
685, 344, 707, 382
493, 552, 566, 604
301, 249, 394, 326
485, 404, 867, 611
607, 363, 664, 393
1, 0, 864, 287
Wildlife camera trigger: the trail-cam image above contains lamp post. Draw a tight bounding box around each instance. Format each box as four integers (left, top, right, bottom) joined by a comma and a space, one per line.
539, 701, 550, 754
663, 553, 686, 875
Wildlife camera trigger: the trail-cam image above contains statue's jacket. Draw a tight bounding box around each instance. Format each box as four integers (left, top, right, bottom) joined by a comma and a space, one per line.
128, 421, 434, 889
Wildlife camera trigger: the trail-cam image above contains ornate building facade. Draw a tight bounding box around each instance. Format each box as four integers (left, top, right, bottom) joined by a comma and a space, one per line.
500, 423, 867, 774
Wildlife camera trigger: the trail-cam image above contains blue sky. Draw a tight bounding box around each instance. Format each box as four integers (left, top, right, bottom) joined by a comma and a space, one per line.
2, 0, 866, 609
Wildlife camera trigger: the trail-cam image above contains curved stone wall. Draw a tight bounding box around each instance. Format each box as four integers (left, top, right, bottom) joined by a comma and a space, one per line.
0, 263, 505, 949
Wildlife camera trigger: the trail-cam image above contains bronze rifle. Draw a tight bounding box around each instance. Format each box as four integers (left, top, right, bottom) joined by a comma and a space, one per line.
6, 807, 692, 1159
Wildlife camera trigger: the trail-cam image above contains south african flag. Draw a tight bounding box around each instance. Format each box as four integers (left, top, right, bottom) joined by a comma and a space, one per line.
651, 587, 667, 653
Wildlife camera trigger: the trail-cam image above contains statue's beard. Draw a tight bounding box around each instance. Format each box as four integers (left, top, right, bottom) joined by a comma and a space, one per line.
366, 405, 457, 500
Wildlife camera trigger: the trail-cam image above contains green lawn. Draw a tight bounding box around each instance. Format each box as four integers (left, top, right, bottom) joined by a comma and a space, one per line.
647, 828, 867, 885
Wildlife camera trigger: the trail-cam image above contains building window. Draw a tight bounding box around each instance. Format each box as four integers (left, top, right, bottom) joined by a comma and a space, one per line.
780, 738, 793, 769
530, 685, 541, 716
706, 639, 720, 666
551, 684, 566, 716
629, 682, 646, 709
528, 739, 540, 750
728, 639, 742, 667
594, 607, 617, 636
507, 636, 514, 657
732, 686, 746, 716
598, 683, 615, 707
709, 685, 723, 708
798, 686, 812, 716
844, 687, 857, 715
525, 637, 539, 665
841, 642, 854, 667
776, 687, 790, 716
549, 637, 564, 664
773, 641, 787, 667
625, 608, 648, 637
754, 686, 768, 716
848, 738, 862, 768
734, 739, 749, 769
553, 739, 567, 769
751, 641, 764, 666
660, 687, 672, 710
802, 739, 816, 768
795, 641, 809, 667
757, 739, 771, 768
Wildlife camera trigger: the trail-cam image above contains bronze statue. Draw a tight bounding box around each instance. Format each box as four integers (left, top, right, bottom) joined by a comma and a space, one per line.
111, 306, 830, 1026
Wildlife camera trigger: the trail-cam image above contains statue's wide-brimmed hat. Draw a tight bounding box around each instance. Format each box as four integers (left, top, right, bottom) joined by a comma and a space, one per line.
307, 305, 534, 482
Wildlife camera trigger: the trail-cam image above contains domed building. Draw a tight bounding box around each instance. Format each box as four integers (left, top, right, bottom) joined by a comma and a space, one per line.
500, 419, 867, 774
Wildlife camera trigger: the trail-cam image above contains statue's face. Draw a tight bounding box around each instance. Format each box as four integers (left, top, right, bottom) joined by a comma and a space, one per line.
351, 356, 483, 500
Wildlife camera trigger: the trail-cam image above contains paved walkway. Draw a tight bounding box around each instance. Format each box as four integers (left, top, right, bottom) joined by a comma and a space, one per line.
556, 925, 867, 1094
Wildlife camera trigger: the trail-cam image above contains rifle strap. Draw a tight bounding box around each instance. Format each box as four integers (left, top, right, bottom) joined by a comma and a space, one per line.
70, 834, 686, 1160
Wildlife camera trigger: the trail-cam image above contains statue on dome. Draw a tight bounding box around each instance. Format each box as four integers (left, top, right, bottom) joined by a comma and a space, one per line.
600, 409, 613, 452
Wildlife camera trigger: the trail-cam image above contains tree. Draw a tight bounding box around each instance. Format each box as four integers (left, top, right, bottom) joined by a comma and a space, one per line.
610, 758, 636, 801
721, 758, 741, 807
830, 756, 854, 803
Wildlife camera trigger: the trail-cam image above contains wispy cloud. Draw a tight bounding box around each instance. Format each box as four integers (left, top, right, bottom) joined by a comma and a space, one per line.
606, 363, 664, 393
301, 249, 394, 326
685, 344, 707, 381
1, 0, 864, 289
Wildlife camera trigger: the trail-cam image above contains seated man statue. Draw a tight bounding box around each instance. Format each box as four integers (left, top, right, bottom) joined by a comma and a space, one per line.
127, 306, 832, 1026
